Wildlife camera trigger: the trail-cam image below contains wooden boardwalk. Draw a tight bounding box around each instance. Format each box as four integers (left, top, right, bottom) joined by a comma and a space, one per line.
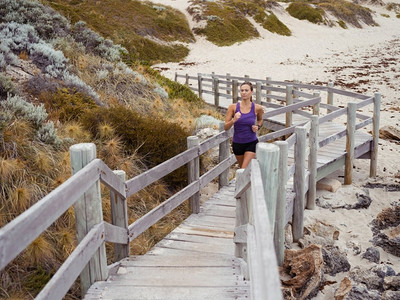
85, 181, 251, 300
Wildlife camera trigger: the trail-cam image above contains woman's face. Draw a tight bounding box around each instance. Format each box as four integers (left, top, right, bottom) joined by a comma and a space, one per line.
240, 84, 253, 101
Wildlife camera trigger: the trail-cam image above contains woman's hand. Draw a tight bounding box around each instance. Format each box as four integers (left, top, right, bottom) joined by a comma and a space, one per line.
234, 111, 241, 122
252, 124, 258, 132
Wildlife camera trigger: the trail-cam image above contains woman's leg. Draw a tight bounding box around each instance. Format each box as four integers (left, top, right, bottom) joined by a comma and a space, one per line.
235, 155, 244, 168
241, 151, 256, 169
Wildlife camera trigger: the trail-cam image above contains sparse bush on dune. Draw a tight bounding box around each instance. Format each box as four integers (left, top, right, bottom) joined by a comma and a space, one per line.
287, 2, 325, 24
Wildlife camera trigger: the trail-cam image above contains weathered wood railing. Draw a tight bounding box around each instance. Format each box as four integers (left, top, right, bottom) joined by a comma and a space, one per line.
175, 72, 380, 269
0, 128, 236, 299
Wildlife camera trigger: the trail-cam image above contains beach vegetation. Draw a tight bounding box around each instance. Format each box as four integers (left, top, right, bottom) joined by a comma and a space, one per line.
318, 0, 378, 28
337, 20, 347, 29
256, 10, 292, 36
40, 0, 194, 64
286, 2, 325, 24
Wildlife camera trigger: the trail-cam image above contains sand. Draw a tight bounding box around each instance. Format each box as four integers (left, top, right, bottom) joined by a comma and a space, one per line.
152, 0, 400, 298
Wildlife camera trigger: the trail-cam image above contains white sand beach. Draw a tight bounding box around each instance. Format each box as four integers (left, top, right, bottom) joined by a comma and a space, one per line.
153, 0, 400, 299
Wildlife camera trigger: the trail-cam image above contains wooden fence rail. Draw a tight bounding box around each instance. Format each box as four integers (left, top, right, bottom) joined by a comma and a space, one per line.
0, 72, 381, 300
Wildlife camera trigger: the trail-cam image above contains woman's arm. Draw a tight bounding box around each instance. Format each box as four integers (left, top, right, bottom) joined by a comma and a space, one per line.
224, 104, 240, 131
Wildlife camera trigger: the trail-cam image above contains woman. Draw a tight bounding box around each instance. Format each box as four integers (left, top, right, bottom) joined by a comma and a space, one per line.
224, 81, 264, 169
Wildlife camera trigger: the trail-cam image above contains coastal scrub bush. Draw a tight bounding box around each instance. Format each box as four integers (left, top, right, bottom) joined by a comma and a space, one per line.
0, 72, 16, 98
0, 0, 70, 40
319, 0, 378, 28
191, 1, 259, 46
45, 0, 193, 63
287, 2, 325, 24
80, 105, 190, 186
255, 10, 291, 36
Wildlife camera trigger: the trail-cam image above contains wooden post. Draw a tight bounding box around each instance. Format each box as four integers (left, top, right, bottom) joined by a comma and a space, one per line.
293, 127, 306, 242
370, 92, 381, 177
110, 170, 129, 261
226, 73, 231, 95
244, 74, 249, 79
307, 116, 318, 210
213, 77, 220, 107
174, 72, 177, 82
266, 76, 271, 103
274, 141, 287, 266
293, 79, 299, 101
197, 73, 203, 98
187, 136, 200, 213
312, 92, 320, 116
232, 79, 239, 103
344, 102, 357, 185
285, 85, 293, 129
219, 122, 230, 187
70, 143, 107, 295
185, 73, 189, 85
327, 81, 334, 115
235, 169, 249, 260
256, 81, 262, 105
256, 143, 279, 236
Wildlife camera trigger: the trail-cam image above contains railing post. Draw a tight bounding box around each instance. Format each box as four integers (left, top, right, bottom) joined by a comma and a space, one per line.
174, 72, 177, 82
293, 127, 306, 242
256, 143, 279, 236
226, 73, 231, 95
232, 79, 239, 103
285, 85, 293, 128
197, 73, 203, 98
111, 170, 129, 261
370, 92, 381, 177
312, 92, 320, 116
274, 141, 287, 266
327, 81, 334, 115
307, 116, 319, 210
187, 136, 200, 213
266, 76, 271, 103
293, 79, 299, 101
69, 143, 107, 296
213, 77, 220, 107
234, 169, 249, 261
185, 73, 189, 85
219, 122, 229, 187
256, 81, 262, 105
344, 102, 357, 185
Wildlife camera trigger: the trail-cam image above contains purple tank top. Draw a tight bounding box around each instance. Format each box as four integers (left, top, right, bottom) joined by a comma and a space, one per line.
233, 102, 257, 143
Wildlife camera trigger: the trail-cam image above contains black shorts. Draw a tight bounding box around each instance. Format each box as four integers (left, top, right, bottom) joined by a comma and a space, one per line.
232, 140, 259, 156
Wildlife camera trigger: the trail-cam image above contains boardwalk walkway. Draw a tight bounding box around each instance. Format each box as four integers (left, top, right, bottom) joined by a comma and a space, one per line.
85, 181, 251, 300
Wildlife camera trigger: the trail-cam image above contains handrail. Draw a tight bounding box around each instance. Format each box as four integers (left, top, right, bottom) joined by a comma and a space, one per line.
0, 122, 236, 299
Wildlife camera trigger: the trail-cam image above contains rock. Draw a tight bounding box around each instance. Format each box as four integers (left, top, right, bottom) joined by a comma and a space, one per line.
281, 244, 324, 300
347, 283, 381, 300
372, 232, 400, 257
317, 178, 342, 192
361, 247, 380, 263
346, 240, 362, 255
379, 125, 400, 141
334, 277, 352, 300
285, 223, 293, 247
322, 245, 351, 276
383, 275, 400, 291
371, 264, 396, 279
349, 266, 382, 291
345, 192, 372, 209
299, 220, 340, 248
382, 290, 400, 300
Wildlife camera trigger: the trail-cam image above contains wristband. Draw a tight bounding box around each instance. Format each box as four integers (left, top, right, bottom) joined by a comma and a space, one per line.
257, 124, 262, 130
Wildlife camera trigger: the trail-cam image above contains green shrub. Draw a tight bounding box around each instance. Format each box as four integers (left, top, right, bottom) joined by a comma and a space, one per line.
337, 20, 347, 29
39, 88, 97, 122
193, 2, 259, 46
80, 105, 190, 186
0, 72, 16, 97
258, 11, 291, 36
319, 0, 377, 28
287, 2, 324, 24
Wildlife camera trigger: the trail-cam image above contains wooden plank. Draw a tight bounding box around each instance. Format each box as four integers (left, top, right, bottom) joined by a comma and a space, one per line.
154, 239, 234, 255
199, 155, 237, 189
128, 182, 199, 241
97, 160, 126, 198
103, 222, 128, 245
173, 226, 233, 239
105, 266, 244, 285
85, 285, 250, 300
163, 232, 233, 246
125, 147, 198, 196
0, 159, 100, 271
37, 223, 105, 300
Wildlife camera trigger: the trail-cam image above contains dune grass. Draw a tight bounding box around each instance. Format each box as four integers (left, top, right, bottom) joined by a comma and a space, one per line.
41, 0, 194, 63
